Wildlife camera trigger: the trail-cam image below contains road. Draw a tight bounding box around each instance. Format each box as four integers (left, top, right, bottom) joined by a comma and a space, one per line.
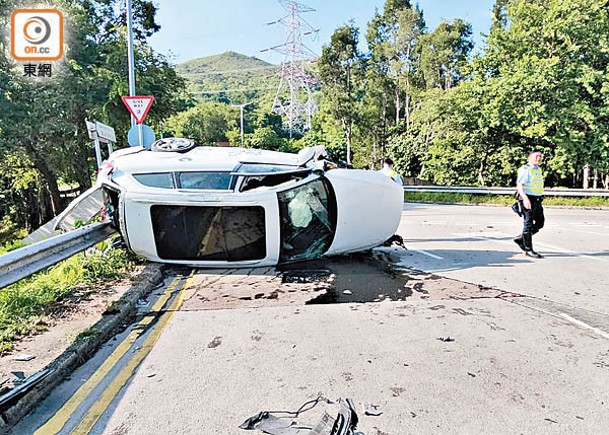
14, 204, 609, 434
397, 203, 609, 315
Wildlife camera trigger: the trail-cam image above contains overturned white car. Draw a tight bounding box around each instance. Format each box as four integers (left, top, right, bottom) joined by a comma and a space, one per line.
56, 139, 403, 267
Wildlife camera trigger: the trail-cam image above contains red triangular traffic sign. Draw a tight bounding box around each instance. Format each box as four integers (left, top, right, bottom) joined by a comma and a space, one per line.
122, 96, 154, 124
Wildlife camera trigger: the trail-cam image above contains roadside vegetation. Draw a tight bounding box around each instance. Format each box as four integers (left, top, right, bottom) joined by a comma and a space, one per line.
405, 192, 609, 208
0, 241, 136, 353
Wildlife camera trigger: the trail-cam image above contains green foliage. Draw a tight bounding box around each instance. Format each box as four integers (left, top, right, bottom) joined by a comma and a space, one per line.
0, 0, 187, 231
175, 51, 280, 105
163, 101, 237, 145
245, 127, 286, 151
317, 23, 364, 165
0, 244, 134, 353
405, 192, 609, 207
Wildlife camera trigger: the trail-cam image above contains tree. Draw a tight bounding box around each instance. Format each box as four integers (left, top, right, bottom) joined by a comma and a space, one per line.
317, 23, 364, 165
477, 0, 609, 187
163, 102, 236, 145
0, 0, 188, 229
367, 0, 425, 126
419, 19, 474, 90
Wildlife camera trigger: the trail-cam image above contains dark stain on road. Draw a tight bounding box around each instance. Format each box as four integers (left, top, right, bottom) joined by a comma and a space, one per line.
278, 252, 413, 304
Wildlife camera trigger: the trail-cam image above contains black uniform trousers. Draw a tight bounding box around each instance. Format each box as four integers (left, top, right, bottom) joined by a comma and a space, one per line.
522, 195, 544, 235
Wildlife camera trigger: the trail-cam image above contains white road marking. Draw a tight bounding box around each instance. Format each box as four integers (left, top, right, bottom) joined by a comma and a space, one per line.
559, 313, 609, 340
425, 221, 447, 225
533, 241, 608, 263
453, 231, 511, 238
557, 228, 609, 237
412, 249, 444, 260
569, 222, 605, 228
451, 231, 609, 263
455, 222, 479, 226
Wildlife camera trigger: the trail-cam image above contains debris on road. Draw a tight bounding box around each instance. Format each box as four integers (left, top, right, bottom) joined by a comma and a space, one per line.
363, 403, 383, 416
240, 396, 360, 434
437, 336, 455, 343
12, 354, 35, 362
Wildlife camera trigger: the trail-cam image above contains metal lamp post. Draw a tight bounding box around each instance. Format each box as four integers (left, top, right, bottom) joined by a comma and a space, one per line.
235, 102, 252, 147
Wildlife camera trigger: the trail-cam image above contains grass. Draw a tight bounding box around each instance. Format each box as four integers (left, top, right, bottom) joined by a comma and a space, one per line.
0, 217, 27, 253
404, 192, 609, 208
0, 240, 136, 353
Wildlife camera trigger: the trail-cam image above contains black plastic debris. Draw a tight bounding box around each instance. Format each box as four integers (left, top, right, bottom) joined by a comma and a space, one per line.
363, 403, 383, 416
437, 336, 455, 343
280, 269, 332, 284
240, 397, 360, 435
382, 234, 406, 249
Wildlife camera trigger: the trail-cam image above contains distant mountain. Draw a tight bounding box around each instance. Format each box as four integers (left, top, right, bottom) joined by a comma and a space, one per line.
176, 51, 281, 106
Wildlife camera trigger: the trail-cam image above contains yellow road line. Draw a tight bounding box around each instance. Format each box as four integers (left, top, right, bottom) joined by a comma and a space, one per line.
35, 276, 183, 435
71, 273, 195, 434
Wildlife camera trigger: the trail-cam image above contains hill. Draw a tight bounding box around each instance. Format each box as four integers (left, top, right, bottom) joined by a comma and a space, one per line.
176, 51, 281, 106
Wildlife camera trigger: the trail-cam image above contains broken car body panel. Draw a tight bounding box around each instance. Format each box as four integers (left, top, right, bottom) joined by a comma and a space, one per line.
55, 142, 403, 267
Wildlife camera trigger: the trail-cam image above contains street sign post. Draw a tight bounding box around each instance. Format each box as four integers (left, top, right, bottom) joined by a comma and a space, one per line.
122, 96, 154, 146
95, 121, 116, 143
85, 120, 116, 169
127, 124, 156, 149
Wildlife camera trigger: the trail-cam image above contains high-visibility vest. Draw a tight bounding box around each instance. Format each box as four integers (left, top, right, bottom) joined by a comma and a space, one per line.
524, 165, 544, 196
380, 167, 398, 181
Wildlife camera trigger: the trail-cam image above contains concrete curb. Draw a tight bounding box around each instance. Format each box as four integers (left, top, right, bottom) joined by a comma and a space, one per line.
0, 263, 166, 433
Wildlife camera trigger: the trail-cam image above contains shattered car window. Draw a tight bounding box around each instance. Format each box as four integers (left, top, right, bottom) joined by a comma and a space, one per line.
237, 164, 310, 192
236, 163, 299, 174
151, 205, 266, 261
133, 172, 175, 189
277, 178, 337, 263
177, 171, 232, 190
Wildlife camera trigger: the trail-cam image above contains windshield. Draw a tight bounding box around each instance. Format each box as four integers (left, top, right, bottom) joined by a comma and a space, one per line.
277, 178, 337, 263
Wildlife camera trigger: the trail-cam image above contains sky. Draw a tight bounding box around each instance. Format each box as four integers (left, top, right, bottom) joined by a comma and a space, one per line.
148, 0, 496, 65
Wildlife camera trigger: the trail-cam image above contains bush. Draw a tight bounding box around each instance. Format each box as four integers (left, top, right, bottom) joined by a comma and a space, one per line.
0, 242, 135, 353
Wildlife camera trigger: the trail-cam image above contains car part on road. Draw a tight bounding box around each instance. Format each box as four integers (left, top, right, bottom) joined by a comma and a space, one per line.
240, 396, 360, 435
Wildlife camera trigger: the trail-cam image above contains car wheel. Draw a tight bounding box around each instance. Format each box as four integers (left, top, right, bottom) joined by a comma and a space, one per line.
151, 137, 196, 153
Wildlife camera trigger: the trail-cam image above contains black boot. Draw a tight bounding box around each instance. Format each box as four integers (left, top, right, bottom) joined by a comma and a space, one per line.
523, 233, 543, 258
513, 234, 526, 251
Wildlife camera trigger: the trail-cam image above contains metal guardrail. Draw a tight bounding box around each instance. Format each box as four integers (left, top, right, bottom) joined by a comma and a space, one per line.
0, 222, 116, 290
403, 186, 609, 197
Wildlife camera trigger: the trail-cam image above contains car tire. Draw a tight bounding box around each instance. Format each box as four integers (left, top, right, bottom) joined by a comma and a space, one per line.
151, 137, 196, 153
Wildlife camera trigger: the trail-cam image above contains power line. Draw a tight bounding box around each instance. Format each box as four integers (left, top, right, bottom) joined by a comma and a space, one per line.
264, 0, 319, 137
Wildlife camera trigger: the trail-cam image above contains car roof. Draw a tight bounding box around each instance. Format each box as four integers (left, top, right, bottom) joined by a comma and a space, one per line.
110, 146, 301, 173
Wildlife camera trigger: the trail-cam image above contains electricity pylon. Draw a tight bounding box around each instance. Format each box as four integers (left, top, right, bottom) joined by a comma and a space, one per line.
263, 0, 319, 137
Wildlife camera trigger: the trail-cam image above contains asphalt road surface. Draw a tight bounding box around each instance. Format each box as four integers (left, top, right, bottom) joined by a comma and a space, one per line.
14, 203, 609, 434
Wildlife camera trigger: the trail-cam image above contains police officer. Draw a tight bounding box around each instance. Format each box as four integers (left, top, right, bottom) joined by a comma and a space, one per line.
513, 150, 545, 258
379, 157, 403, 185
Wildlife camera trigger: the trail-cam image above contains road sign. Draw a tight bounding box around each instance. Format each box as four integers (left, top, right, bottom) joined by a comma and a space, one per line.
95, 121, 116, 143
85, 120, 97, 140
121, 96, 154, 124
128, 124, 156, 149
85, 119, 115, 169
